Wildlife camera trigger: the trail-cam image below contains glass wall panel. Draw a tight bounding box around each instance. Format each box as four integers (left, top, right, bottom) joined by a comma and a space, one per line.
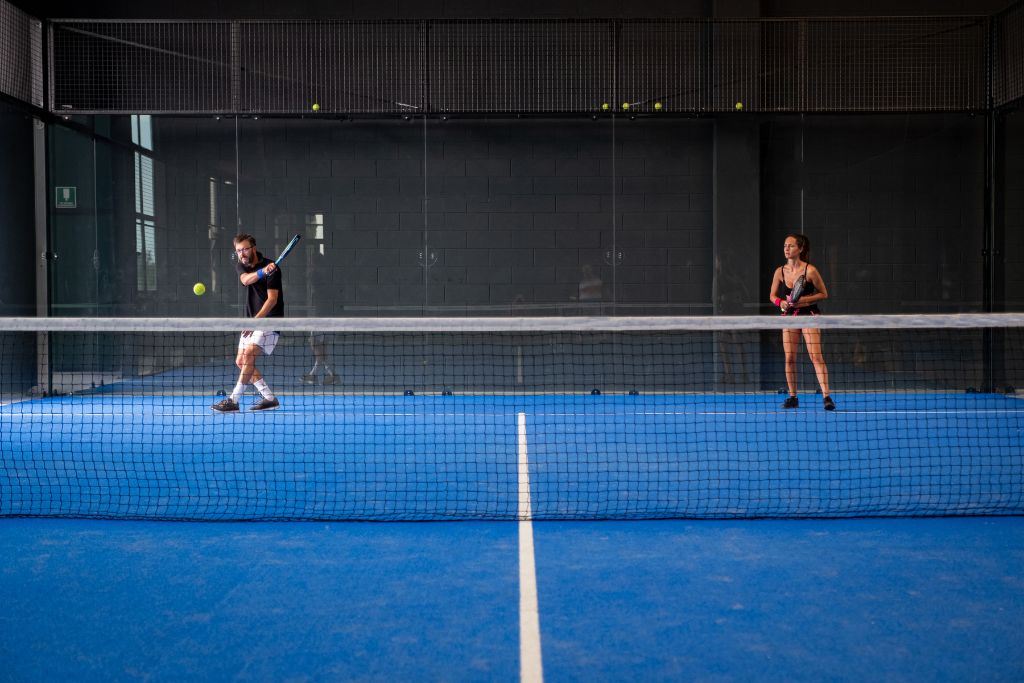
41, 111, 993, 320
1000, 108, 1024, 391
762, 114, 986, 315
48, 122, 100, 316
159, 116, 239, 316
48, 119, 135, 316
0, 99, 37, 394
615, 117, 714, 315
0, 99, 35, 317
1004, 109, 1024, 312
236, 117, 426, 317
423, 117, 615, 315
759, 113, 989, 396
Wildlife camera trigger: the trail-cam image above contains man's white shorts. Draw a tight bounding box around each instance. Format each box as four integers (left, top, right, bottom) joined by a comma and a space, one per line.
238, 330, 279, 355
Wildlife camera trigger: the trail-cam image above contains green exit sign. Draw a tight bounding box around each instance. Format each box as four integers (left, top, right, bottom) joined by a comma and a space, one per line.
55, 186, 77, 209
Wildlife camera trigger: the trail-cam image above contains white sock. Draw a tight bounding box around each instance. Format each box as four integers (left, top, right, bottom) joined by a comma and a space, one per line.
253, 379, 274, 399
229, 383, 245, 402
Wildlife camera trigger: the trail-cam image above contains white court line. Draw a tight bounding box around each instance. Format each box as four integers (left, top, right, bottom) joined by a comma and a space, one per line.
518, 411, 544, 683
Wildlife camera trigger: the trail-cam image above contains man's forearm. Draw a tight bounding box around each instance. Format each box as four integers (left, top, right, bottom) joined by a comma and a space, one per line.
253, 297, 278, 319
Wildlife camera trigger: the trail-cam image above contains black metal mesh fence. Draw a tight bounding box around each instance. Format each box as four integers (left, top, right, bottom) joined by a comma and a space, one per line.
429, 20, 613, 113
49, 21, 232, 113
618, 21, 805, 113
237, 21, 423, 114
995, 3, 1024, 107
618, 21, 705, 113
805, 18, 988, 112
37, 14, 1019, 115
0, 0, 43, 108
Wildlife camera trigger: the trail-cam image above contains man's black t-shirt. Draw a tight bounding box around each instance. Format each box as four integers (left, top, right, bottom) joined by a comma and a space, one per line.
236, 252, 284, 318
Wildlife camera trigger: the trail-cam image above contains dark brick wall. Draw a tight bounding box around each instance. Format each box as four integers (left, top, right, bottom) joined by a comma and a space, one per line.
761, 115, 986, 313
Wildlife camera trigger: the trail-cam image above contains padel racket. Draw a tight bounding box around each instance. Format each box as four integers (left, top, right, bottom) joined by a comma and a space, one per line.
782, 273, 806, 315
273, 234, 301, 265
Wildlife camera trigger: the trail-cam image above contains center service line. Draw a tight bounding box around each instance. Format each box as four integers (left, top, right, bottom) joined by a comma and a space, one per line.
518, 411, 544, 683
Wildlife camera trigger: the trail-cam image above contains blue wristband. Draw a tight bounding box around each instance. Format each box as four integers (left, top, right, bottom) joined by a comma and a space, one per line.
256, 268, 266, 280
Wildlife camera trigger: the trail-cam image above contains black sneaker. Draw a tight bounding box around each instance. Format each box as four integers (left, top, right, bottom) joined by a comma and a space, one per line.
322, 372, 339, 386
249, 397, 280, 411
823, 396, 836, 411
211, 398, 239, 412
300, 373, 316, 385
782, 396, 799, 409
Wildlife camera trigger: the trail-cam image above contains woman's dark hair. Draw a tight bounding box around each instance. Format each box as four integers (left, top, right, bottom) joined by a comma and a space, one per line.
786, 233, 810, 261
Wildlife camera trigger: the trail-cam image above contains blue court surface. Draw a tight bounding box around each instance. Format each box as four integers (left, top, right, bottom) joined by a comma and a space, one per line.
1, 392, 1022, 680
1, 392, 1022, 519
1, 517, 1023, 681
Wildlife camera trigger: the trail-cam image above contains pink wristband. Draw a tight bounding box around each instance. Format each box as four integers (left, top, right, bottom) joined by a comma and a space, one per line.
773, 298, 782, 306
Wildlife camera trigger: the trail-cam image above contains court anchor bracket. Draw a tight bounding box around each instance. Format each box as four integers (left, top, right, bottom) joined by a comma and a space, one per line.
603, 250, 623, 266
418, 250, 438, 268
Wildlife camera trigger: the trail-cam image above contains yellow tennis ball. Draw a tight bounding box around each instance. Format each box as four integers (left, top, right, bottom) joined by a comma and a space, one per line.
601, 102, 609, 110
312, 103, 320, 111
654, 102, 663, 110
621, 102, 630, 110
734, 101, 744, 110
193, 282, 206, 296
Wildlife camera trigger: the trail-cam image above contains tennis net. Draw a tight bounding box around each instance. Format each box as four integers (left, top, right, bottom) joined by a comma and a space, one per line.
1, 315, 1022, 520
